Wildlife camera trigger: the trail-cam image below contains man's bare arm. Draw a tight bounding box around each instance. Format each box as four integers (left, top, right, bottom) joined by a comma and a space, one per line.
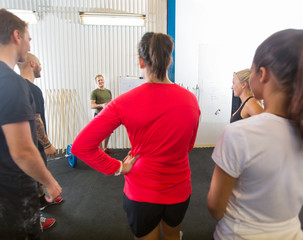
35, 114, 56, 157
90, 100, 105, 110
35, 113, 50, 148
2, 121, 61, 202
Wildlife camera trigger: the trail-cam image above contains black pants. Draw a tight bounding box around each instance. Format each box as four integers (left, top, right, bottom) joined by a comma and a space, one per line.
0, 175, 40, 240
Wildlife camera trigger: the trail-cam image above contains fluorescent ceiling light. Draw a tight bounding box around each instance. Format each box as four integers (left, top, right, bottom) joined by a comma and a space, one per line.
79, 12, 145, 26
8, 9, 39, 24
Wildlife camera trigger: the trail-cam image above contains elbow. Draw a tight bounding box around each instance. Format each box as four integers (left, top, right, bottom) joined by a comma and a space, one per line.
71, 138, 83, 158
90, 103, 97, 109
71, 139, 93, 160
207, 196, 225, 221
207, 203, 224, 221
71, 143, 80, 158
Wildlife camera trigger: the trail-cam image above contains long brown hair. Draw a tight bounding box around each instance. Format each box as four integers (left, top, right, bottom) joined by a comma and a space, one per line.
253, 29, 303, 138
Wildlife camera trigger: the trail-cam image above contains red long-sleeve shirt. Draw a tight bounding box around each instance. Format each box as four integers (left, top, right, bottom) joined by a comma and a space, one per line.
72, 83, 200, 204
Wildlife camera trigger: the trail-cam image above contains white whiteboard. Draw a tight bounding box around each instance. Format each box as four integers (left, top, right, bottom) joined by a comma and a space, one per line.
120, 76, 146, 95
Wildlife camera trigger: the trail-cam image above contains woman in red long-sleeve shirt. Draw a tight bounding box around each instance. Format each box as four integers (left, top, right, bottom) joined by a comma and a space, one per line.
71, 32, 200, 240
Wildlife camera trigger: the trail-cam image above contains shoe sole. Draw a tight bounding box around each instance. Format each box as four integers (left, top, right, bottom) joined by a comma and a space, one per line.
40, 199, 63, 211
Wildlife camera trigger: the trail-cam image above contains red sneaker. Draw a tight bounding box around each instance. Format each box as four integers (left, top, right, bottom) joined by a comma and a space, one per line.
54, 196, 63, 204
40, 196, 63, 210
40, 217, 55, 231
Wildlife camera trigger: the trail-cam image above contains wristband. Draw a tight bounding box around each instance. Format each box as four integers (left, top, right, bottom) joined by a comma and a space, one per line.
114, 161, 123, 176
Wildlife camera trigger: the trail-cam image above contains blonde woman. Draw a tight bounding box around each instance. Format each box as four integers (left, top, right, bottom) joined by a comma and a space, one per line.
230, 69, 263, 123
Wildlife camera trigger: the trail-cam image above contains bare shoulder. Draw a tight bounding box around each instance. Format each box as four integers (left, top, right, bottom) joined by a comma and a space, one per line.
245, 98, 263, 116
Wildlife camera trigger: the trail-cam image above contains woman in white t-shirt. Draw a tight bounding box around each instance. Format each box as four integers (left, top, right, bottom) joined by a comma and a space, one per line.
207, 29, 303, 240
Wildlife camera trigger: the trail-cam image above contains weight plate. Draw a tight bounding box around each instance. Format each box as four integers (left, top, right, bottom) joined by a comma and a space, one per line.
66, 144, 77, 167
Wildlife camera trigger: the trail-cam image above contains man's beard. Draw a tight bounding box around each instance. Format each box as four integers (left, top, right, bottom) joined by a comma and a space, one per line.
34, 67, 41, 78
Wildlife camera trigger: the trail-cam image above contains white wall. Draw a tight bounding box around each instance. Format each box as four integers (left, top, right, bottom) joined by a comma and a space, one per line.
0, 0, 167, 149
175, 0, 303, 146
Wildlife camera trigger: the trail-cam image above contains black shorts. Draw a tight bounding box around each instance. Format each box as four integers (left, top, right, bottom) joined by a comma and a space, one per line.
123, 194, 190, 238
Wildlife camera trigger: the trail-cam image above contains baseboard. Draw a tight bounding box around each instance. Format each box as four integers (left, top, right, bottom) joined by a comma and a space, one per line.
194, 144, 215, 148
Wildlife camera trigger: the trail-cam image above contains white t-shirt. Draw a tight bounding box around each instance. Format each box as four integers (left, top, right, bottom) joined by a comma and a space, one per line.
212, 113, 303, 240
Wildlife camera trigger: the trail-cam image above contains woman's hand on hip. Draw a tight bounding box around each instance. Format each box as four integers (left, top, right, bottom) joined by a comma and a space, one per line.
122, 151, 139, 174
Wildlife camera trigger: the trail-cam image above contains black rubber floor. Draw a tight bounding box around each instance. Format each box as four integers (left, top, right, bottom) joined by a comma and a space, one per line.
41, 148, 303, 240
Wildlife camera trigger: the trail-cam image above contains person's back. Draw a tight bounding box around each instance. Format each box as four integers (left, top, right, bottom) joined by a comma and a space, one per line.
212, 113, 303, 239
215, 113, 303, 221
109, 82, 200, 203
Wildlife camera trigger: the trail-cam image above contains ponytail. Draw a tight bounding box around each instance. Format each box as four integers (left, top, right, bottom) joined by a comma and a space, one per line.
138, 32, 174, 81
289, 52, 303, 138
149, 33, 173, 80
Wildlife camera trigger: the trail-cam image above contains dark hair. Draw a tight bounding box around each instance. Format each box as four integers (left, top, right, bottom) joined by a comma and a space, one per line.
253, 29, 303, 138
138, 32, 174, 80
0, 8, 27, 45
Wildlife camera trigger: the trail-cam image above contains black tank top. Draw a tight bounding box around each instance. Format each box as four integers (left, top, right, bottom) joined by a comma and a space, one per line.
230, 96, 253, 123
